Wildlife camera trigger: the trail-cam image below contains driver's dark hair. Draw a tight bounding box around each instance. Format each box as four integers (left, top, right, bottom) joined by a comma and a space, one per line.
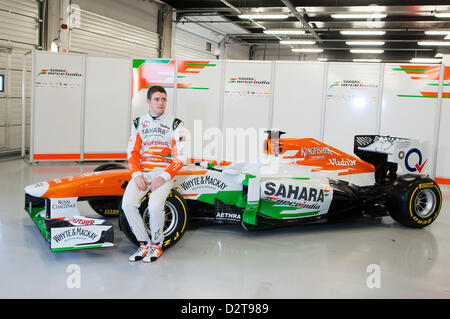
147, 86, 167, 100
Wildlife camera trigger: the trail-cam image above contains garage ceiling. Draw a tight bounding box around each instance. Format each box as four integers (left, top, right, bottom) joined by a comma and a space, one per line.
163, 0, 450, 62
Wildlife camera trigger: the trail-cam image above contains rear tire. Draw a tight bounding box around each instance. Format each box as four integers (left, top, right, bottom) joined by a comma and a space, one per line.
119, 189, 189, 249
388, 175, 442, 228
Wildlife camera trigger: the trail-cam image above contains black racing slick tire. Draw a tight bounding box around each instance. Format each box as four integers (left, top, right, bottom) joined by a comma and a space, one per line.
87, 162, 127, 217
388, 175, 442, 228
119, 189, 189, 249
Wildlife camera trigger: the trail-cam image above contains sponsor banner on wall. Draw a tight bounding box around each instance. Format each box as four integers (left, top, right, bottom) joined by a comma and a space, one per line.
324, 63, 380, 155
34, 67, 83, 89
224, 75, 271, 97
131, 59, 217, 119
175, 60, 222, 135
32, 51, 84, 158
390, 65, 449, 99
380, 64, 442, 144
326, 79, 378, 102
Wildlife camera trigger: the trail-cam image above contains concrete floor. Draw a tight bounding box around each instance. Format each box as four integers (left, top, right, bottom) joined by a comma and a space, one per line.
0, 158, 449, 299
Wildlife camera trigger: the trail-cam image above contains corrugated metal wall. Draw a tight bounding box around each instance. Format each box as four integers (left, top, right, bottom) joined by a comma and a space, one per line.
0, 0, 38, 155
69, 9, 159, 58
174, 28, 219, 60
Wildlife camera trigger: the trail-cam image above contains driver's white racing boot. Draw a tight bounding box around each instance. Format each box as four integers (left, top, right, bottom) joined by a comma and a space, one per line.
143, 243, 163, 263
129, 243, 150, 262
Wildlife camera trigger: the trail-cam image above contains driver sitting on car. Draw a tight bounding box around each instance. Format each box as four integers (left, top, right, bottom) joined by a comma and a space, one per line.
122, 86, 186, 262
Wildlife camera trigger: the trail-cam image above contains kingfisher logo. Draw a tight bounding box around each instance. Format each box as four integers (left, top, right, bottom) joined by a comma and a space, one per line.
405, 148, 428, 173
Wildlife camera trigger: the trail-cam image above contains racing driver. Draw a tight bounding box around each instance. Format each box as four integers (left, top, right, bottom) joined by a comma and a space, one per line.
122, 86, 186, 262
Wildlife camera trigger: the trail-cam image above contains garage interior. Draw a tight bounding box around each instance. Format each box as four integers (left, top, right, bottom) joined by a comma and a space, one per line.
1, 0, 450, 299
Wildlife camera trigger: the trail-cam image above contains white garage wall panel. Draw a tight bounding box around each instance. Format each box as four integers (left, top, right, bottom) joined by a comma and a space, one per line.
0, 0, 37, 155
174, 28, 219, 60
175, 60, 223, 130
175, 60, 223, 161
381, 64, 439, 143
222, 60, 272, 162
323, 63, 381, 156
28, 52, 450, 184
31, 51, 84, 160
70, 9, 159, 58
272, 61, 325, 140
436, 66, 450, 180
83, 56, 131, 160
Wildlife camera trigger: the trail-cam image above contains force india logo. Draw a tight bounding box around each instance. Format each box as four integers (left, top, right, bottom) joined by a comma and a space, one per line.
328, 80, 378, 90
228, 77, 270, 85
36, 68, 82, 77
264, 182, 328, 209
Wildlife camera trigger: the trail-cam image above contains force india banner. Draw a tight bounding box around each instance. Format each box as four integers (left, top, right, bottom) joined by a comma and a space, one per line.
131, 59, 217, 118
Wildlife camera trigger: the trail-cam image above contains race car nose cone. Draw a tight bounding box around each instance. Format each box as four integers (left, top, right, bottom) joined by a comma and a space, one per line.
24, 181, 49, 198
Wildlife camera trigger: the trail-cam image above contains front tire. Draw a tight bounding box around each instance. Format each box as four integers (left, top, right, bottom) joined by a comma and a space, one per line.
119, 189, 189, 249
388, 175, 442, 228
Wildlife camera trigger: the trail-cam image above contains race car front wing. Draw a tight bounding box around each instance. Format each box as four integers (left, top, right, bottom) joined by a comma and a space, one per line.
25, 194, 114, 251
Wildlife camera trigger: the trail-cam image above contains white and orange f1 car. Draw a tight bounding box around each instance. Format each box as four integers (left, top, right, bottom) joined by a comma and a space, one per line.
24, 131, 442, 251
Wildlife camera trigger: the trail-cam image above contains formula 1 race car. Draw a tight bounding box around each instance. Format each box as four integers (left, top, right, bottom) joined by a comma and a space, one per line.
24, 131, 442, 251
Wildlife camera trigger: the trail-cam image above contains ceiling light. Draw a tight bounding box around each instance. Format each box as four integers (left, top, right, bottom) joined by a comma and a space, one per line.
424, 30, 450, 35
340, 30, 386, 35
238, 14, 288, 20
410, 58, 442, 63
435, 13, 450, 18
350, 49, 384, 54
280, 40, 316, 45
292, 48, 323, 53
331, 13, 387, 19
418, 41, 450, 46
353, 59, 381, 63
349, 6, 385, 12
264, 29, 305, 35
346, 41, 385, 46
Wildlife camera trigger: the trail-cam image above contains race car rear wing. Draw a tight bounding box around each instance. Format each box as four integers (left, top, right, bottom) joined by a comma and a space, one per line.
354, 135, 431, 184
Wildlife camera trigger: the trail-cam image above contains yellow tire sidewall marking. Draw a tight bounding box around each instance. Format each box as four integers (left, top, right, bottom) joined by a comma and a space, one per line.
409, 184, 441, 225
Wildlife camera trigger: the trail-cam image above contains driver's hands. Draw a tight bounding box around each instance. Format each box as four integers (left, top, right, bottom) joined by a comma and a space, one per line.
150, 176, 165, 192
134, 174, 166, 192
134, 174, 150, 191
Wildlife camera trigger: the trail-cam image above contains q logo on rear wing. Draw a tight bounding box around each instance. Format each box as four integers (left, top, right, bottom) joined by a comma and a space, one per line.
354, 135, 431, 177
